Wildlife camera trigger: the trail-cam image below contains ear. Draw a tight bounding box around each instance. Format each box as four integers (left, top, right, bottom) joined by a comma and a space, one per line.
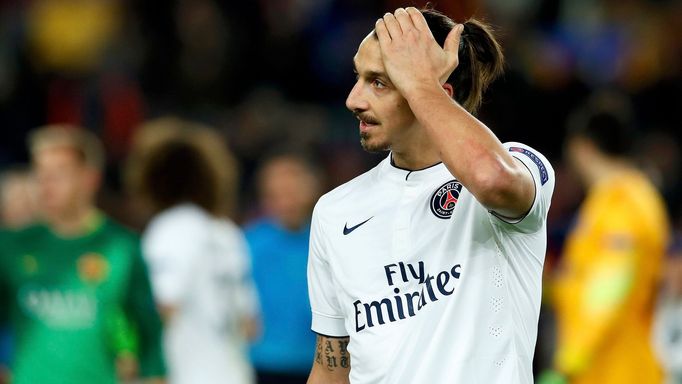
442, 83, 454, 98
84, 167, 102, 195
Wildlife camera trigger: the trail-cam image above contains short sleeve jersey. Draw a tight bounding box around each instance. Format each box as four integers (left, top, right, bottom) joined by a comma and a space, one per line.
142, 204, 258, 384
554, 170, 668, 383
308, 142, 555, 384
0, 216, 165, 384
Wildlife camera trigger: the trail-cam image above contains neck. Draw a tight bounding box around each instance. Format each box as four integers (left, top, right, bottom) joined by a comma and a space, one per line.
391, 132, 441, 170
47, 206, 101, 237
582, 155, 633, 188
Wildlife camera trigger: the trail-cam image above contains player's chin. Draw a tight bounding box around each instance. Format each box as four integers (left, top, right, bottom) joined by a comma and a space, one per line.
360, 133, 389, 154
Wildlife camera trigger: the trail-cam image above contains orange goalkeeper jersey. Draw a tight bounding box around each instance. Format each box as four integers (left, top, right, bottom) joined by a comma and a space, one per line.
553, 170, 669, 384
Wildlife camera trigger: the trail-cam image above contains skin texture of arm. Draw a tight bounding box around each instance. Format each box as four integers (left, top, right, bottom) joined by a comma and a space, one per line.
375, 8, 535, 218
307, 335, 351, 384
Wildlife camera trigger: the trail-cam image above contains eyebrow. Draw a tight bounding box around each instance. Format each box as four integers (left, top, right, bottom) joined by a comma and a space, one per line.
352, 61, 388, 80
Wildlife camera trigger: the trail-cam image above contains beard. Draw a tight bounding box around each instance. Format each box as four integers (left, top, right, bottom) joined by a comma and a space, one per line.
354, 111, 388, 153
360, 131, 390, 153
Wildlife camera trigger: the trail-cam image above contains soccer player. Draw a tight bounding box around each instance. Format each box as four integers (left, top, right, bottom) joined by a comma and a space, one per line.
653, 247, 682, 384
542, 93, 669, 384
0, 126, 165, 384
246, 152, 321, 383
0, 167, 39, 384
128, 118, 259, 384
0, 168, 39, 229
306, 7, 555, 384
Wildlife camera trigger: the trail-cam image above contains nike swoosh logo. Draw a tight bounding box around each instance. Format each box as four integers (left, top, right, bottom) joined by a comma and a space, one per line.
343, 217, 373, 235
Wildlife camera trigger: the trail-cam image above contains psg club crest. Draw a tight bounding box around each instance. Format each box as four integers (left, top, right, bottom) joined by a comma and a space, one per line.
430, 180, 463, 219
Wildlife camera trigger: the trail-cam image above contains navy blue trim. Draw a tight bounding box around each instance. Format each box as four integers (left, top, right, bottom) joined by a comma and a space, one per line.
312, 331, 350, 339
390, 154, 442, 173
509, 147, 548, 185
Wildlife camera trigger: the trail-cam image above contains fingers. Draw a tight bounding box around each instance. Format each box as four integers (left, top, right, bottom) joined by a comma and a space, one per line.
375, 18, 391, 46
405, 7, 429, 33
382, 12, 402, 39
394, 8, 414, 34
444, 24, 464, 55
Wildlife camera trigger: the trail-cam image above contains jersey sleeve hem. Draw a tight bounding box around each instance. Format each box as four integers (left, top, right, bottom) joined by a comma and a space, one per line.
488, 142, 555, 234
489, 159, 538, 228
311, 311, 348, 337
313, 331, 350, 339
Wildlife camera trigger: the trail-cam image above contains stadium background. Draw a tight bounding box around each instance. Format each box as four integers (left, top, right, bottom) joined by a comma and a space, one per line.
0, 0, 680, 379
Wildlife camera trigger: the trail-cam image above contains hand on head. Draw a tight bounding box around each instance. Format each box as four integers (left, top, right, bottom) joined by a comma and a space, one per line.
375, 7, 463, 94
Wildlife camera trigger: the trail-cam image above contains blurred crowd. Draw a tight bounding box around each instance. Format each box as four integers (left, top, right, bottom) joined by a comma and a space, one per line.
0, 0, 681, 383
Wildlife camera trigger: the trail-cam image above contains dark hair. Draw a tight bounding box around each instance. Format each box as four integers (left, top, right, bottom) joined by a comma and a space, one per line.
567, 92, 637, 157
142, 139, 220, 213
419, 9, 504, 114
126, 118, 239, 216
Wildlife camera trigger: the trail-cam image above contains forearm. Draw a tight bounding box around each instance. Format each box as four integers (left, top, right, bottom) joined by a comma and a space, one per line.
404, 83, 532, 215
307, 335, 351, 384
308, 366, 351, 384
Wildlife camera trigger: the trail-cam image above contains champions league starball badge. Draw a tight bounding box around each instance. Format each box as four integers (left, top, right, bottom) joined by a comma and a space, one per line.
430, 180, 463, 219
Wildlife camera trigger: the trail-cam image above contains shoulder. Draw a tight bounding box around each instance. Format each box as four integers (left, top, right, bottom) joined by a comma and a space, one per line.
210, 217, 247, 245
487, 142, 555, 232
1, 223, 47, 241
149, 204, 209, 227
244, 218, 276, 237
145, 204, 211, 241
212, 216, 241, 233
503, 141, 550, 159
503, 142, 555, 184
102, 217, 139, 240
601, 171, 667, 223
96, 218, 142, 256
0, 225, 47, 259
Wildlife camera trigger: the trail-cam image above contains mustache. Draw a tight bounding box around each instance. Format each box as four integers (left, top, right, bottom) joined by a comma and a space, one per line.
353, 111, 380, 125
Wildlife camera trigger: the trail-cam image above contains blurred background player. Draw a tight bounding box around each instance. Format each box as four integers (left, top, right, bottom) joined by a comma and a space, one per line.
541, 92, 669, 384
245, 151, 321, 384
0, 168, 38, 384
653, 241, 682, 384
0, 168, 39, 229
127, 118, 260, 384
0, 126, 165, 384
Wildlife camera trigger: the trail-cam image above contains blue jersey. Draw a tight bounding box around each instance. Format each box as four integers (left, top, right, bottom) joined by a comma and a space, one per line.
245, 218, 315, 373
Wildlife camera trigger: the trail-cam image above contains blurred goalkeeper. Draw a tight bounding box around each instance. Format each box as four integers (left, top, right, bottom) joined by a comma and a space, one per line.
541, 93, 669, 384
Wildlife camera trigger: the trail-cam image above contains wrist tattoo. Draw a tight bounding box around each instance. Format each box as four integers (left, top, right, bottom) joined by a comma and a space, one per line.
315, 339, 323, 365
339, 339, 350, 368
325, 339, 337, 370
314, 336, 351, 371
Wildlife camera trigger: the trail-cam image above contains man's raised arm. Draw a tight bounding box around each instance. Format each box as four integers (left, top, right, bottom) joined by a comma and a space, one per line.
375, 8, 535, 219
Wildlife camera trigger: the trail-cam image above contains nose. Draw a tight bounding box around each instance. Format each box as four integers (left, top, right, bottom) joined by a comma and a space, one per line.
346, 80, 368, 112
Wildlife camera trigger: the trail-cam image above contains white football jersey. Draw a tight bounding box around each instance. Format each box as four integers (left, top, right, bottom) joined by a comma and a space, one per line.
308, 142, 555, 384
143, 204, 258, 384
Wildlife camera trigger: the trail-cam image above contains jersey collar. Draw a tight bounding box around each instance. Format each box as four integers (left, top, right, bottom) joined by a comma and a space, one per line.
378, 153, 445, 183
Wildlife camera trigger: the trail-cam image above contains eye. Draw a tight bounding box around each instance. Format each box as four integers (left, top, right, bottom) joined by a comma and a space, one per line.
371, 79, 386, 89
